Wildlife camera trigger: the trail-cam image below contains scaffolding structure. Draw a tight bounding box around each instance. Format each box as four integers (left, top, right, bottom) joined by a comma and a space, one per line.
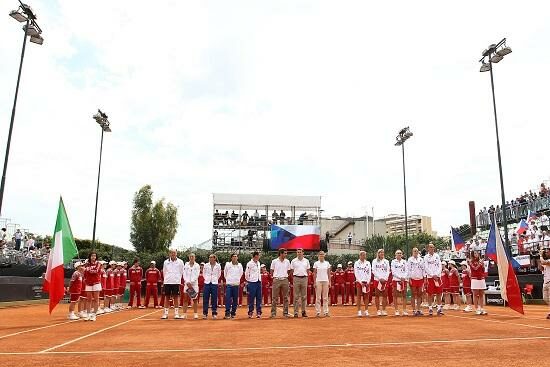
212, 193, 321, 252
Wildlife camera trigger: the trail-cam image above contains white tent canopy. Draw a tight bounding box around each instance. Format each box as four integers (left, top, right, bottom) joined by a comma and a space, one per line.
213, 193, 321, 209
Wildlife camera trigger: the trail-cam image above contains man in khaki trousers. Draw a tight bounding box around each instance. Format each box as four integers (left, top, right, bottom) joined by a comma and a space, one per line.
270, 248, 291, 318
291, 248, 310, 318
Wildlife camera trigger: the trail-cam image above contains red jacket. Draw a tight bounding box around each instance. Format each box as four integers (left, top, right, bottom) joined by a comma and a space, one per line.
145, 268, 161, 285
334, 270, 345, 284
128, 266, 143, 283
344, 268, 355, 283
261, 272, 271, 287
69, 271, 83, 294
84, 261, 102, 286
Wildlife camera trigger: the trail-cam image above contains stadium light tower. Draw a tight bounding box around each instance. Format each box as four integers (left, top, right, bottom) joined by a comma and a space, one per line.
395, 126, 413, 256
91, 109, 111, 250
479, 38, 512, 246
0, 1, 44, 216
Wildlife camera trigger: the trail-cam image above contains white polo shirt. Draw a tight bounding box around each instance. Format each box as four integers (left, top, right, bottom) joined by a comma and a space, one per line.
203, 262, 221, 285
423, 253, 442, 278
313, 260, 331, 282
290, 257, 310, 277
162, 257, 185, 285
271, 258, 291, 278
224, 262, 243, 285
245, 260, 261, 282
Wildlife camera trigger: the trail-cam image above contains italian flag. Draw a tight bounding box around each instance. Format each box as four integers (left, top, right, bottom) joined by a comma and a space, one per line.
43, 198, 78, 314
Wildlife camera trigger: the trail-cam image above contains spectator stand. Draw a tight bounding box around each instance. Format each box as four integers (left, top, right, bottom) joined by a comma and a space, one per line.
212, 193, 321, 252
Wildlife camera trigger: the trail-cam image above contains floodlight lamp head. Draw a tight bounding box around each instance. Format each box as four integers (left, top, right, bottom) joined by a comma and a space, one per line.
9, 9, 28, 22
24, 23, 40, 37
496, 46, 512, 57
29, 34, 44, 45
479, 61, 491, 72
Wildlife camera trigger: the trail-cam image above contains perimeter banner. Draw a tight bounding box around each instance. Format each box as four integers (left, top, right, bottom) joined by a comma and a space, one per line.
270, 225, 320, 250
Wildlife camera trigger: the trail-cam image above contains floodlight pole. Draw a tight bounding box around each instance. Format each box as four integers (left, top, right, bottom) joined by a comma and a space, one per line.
91, 128, 105, 250
401, 142, 409, 257
0, 18, 30, 216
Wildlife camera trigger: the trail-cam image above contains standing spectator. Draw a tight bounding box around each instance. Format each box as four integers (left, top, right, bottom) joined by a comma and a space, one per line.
14, 229, 22, 251
540, 212, 549, 232
325, 231, 330, 244
313, 251, 331, 317
270, 248, 291, 318
290, 248, 310, 318
224, 253, 243, 319
245, 251, 262, 318
242, 211, 249, 225
202, 254, 221, 319
347, 232, 353, 246
539, 248, 550, 320
272, 210, 279, 225
279, 210, 286, 224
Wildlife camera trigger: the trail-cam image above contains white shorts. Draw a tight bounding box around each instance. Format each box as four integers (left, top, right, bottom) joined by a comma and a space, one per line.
184, 282, 198, 293
85, 284, 102, 292
471, 279, 486, 290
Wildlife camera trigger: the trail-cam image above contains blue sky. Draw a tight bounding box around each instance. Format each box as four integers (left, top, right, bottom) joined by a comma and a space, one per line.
1, 0, 549, 250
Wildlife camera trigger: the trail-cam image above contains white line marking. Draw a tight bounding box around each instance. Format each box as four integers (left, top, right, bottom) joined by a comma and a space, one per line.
0, 320, 78, 340
446, 314, 550, 331
38, 310, 160, 353
1, 335, 549, 355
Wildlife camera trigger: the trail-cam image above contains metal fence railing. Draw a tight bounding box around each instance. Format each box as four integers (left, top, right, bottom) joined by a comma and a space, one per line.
476, 196, 550, 228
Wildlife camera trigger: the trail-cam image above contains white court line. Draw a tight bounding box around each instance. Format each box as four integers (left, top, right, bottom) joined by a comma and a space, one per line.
446, 314, 550, 331
0, 308, 134, 340
1, 335, 550, 355
38, 310, 160, 353
0, 320, 78, 340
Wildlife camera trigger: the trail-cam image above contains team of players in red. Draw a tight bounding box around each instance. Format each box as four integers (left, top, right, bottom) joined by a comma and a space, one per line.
67, 246, 483, 320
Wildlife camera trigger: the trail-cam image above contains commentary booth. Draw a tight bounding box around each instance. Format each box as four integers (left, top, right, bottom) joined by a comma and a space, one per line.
212, 193, 322, 252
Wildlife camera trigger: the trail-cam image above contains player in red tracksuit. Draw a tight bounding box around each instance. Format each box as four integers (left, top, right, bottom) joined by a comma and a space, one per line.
99, 262, 107, 313
441, 262, 450, 309
238, 273, 245, 306
386, 272, 394, 307
198, 263, 205, 306
112, 264, 121, 310
104, 261, 116, 312
145, 261, 162, 308
218, 272, 226, 307
68, 261, 84, 320
333, 265, 346, 305
128, 259, 144, 308
307, 267, 315, 306
448, 260, 461, 310
328, 270, 336, 305
344, 262, 355, 305
118, 263, 127, 309
261, 265, 271, 305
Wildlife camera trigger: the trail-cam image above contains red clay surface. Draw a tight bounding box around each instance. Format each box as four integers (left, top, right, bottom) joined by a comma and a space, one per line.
1, 303, 549, 367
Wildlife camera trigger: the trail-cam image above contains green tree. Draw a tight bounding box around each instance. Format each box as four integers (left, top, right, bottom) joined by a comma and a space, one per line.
130, 185, 178, 253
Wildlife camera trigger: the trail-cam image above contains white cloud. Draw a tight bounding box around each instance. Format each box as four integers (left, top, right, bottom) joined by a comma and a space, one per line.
1, 0, 549, 249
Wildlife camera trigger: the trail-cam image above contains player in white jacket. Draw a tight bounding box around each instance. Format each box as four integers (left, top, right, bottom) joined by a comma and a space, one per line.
423, 243, 443, 316
371, 249, 390, 316
354, 251, 372, 317
407, 247, 425, 316
391, 250, 408, 316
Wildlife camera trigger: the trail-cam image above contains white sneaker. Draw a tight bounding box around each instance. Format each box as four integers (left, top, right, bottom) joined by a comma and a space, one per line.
79, 311, 88, 318
452, 304, 459, 310
480, 309, 488, 315
181, 314, 187, 319
402, 310, 409, 316
395, 310, 400, 316
376, 310, 382, 316
194, 314, 199, 320
138, 305, 146, 309
463, 306, 472, 313
104, 307, 112, 313
89, 313, 96, 321
96, 308, 105, 315
161, 314, 168, 320
381, 310, 388, 316
174, 314, 182, 319
364, 311, 369, 317
475, 309, 482, 315
212, 315, 218, 319
68, 313, 80, 320
357, 311, 363, 317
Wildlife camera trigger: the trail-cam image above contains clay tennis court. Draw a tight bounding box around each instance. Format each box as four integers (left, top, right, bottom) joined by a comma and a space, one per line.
1, 303, 549, 367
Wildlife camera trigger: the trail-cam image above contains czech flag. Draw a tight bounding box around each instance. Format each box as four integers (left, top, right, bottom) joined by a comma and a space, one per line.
485, 221, 497, 261
516, 219, 529, 235
527, 209, 537, 223
494, 222, 524, 315
270, 225, 320, 250
450, 227, 465, 252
